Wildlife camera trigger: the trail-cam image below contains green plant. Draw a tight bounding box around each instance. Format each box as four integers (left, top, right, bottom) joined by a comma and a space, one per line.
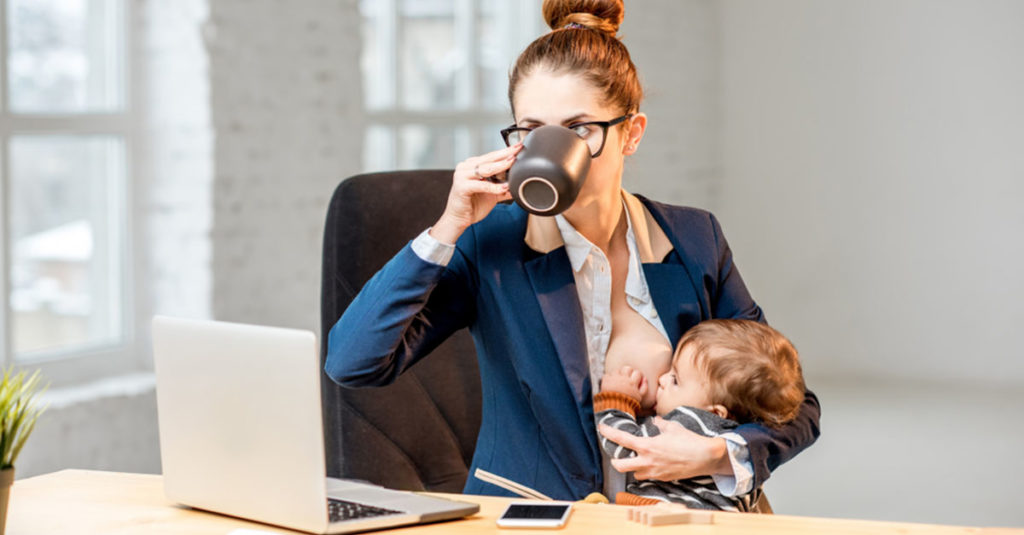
0, 368, 47, 470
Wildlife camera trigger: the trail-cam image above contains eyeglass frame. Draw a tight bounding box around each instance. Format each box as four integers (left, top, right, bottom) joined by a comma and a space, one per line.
499, 113, 634, 158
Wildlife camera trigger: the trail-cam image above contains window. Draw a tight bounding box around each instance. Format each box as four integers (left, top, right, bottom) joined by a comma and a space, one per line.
360, 0, 542, 171
1, 0, 134, 384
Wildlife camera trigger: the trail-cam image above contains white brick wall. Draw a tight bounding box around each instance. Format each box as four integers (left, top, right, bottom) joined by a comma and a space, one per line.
17, 375, 158, 478
139, 0, 214, 322
206, 0, 363, 332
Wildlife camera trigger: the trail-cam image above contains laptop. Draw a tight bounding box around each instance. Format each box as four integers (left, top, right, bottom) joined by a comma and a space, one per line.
152, 316, 480, 534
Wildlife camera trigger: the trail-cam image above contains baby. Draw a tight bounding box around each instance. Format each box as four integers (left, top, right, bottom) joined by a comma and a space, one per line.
595, 319, 805, 511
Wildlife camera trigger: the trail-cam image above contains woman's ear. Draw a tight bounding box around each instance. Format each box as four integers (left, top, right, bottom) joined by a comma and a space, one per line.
622, 112, 647, 156
706, 404, 730, 420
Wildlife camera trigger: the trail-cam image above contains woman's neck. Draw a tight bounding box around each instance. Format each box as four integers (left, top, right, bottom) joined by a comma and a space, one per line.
562, 189, 626, 253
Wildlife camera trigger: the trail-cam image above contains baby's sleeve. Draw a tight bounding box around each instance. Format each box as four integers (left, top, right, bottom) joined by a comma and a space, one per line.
594, 391, 650, 459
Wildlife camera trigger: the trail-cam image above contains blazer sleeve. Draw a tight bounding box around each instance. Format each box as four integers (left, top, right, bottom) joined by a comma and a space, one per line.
324, 228, 478, 387
707, 213, 822, 488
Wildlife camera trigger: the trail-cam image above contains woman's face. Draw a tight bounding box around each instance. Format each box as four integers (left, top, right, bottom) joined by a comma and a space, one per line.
511, 69, 640, 210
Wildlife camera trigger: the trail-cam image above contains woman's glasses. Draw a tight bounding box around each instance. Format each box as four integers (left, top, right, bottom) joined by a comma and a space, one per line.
500, 114, 633, 158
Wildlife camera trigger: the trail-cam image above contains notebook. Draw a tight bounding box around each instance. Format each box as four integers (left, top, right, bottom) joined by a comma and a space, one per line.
152, 316, 480, 534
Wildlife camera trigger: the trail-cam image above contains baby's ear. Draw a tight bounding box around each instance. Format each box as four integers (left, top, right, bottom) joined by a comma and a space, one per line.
707, 404, 730, 419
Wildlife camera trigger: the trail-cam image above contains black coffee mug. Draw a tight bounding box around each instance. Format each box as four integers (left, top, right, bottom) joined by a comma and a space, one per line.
506, 125, 591, 216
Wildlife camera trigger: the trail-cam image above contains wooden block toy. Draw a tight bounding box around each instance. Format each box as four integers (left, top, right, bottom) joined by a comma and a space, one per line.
684, 509, 714, 524
625, 503, 716, 526
645, 510, 691, 526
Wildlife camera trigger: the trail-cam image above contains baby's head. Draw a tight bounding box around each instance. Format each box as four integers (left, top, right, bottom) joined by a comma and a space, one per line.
655, 319, 805, 427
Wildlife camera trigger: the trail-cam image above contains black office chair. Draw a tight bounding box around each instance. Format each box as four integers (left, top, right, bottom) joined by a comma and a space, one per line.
319, 170, 482, 493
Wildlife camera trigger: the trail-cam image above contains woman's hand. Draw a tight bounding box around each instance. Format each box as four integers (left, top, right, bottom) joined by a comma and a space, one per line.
598, 418, 732, 481
431, 143, 523, 244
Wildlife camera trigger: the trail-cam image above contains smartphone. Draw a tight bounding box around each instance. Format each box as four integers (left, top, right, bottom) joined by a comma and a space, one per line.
496, 501, 573, 529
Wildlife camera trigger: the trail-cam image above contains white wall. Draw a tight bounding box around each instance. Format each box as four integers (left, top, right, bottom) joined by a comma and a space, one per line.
717, 0, 1024, 387
714, 0, 1024, 526
621, 0, 720, 210
624, 0, 1024, 526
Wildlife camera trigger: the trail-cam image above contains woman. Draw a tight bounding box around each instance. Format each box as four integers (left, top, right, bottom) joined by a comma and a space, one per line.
326, 0, 820, 501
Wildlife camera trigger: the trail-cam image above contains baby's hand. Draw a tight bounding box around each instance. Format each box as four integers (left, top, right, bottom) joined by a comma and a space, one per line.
599, 365, 648, 401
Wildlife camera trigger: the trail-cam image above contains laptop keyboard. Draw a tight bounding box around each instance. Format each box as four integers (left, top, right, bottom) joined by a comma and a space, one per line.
328, 498, 404, 523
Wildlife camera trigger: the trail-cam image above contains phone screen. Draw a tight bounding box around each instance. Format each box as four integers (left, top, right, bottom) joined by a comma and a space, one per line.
501, 504, 570, 519
497, 502, 573, 529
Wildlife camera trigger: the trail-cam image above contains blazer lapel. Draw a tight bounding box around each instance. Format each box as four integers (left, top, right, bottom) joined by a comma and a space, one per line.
523, 250, 591, 405
643, 260, 704, 346
634, 194, 710, 345
519, 214, 607, 490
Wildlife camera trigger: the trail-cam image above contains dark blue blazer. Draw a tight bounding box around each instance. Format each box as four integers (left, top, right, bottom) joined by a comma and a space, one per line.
326, 196, 820, 500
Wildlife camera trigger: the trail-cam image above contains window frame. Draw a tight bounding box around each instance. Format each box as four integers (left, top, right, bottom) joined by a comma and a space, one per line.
0, 0, 142, 386
361, 0, 542, 171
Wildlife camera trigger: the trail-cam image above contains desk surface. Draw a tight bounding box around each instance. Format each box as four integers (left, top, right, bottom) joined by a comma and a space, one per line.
6, 470, 1020, 535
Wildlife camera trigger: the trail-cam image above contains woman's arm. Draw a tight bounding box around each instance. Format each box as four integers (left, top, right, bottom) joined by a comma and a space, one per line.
600, 419, 732, 480
325, 145, 521, 387
325, 237, 480, 386
706, 212, 822, 488
602, 390, 822, 485
735, 391, 821, 487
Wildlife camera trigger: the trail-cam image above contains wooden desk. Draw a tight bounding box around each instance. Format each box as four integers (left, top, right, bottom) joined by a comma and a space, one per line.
6, 470, 1020, 534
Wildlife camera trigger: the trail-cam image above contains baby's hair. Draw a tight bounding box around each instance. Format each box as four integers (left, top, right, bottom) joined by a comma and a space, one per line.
676, 319, 805, 427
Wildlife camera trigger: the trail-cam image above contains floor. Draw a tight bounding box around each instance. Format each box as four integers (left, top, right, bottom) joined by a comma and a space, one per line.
764, 376, 1024, 528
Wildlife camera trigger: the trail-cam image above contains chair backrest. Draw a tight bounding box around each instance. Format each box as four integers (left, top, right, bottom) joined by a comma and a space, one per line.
319, 170, 482, 493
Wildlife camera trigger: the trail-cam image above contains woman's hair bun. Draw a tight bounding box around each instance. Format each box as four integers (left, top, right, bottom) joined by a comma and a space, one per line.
542, 0, 624, 37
